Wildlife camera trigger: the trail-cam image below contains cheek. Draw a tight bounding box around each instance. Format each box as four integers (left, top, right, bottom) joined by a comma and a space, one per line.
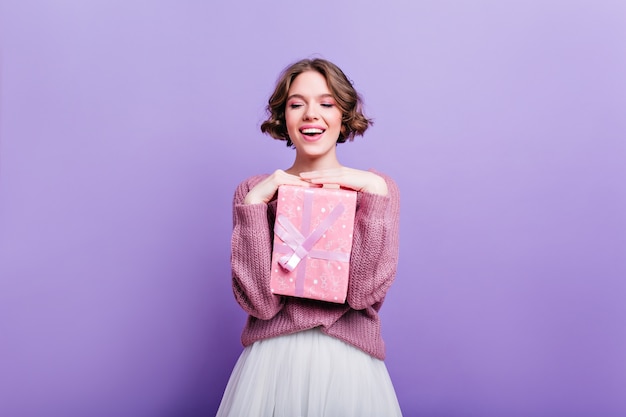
332, 113, 343, 129
284, 112, 297, 128
334, 110, 343, 124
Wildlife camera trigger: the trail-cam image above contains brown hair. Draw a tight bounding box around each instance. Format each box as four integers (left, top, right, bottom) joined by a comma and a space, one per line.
261, 58, 373, 147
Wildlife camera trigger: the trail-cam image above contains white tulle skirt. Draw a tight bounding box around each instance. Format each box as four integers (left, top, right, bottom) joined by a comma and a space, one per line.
216, 328, 403, 417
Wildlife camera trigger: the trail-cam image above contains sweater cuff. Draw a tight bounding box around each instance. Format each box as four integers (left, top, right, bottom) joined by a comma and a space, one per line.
358, 192, 390, 218
234, 203, 269, 227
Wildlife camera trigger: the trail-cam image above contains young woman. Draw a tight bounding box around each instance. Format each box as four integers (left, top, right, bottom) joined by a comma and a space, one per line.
216, 58, 402, 417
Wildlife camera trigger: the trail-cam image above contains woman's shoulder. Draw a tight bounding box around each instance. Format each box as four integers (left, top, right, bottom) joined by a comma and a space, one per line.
236, 173, 270, 190
366, 169, 399, 193
232, 173, 271, 203
367, 168, 394, 180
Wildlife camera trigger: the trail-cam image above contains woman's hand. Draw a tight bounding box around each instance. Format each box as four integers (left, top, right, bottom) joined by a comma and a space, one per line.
299, 167, 388, 196
244, 170, 313, 205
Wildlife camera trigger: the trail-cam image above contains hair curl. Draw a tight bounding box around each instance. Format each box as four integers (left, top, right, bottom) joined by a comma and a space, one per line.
261, 58, 372, 147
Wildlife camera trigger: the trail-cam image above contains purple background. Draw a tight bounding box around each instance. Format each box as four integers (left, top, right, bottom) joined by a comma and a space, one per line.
1, 1, 625, 416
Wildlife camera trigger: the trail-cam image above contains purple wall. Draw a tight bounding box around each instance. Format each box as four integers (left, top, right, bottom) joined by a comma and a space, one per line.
1, 1, 625, 416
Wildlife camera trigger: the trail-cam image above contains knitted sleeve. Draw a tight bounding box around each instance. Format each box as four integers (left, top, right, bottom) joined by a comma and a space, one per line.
230, 175, 285, 320
346, 172, 401, 310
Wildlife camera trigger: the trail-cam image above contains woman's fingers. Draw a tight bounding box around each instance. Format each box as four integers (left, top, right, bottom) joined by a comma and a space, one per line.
245, 167, 388, 204
300, 168, 388, 195
300, 167, 363, 189
244, 170, 312, 204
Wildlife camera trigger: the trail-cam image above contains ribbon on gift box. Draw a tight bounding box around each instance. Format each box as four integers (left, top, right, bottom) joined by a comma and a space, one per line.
273, 188, 350, 297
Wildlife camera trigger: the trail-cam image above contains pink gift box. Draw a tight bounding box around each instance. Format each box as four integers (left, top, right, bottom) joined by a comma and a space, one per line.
270, 185, 357, 303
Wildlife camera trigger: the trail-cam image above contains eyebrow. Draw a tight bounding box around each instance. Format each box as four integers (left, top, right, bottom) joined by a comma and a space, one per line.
287, 93, 335, 101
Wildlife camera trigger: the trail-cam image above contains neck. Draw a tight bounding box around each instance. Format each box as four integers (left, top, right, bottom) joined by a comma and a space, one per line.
286, 154, 342, 175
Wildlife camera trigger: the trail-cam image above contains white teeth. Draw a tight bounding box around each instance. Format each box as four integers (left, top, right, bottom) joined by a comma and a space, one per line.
301, 128, 324, 134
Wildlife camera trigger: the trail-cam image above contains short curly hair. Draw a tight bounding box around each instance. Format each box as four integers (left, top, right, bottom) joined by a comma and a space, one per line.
261, 58, 373, 147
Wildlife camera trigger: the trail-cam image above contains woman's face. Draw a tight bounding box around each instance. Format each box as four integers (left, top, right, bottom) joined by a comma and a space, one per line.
285, 71, 342, 160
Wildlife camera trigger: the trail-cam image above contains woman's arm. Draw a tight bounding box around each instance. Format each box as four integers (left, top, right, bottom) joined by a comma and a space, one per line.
345, 173, 400, 310
299, 168, 401, 310
230, 171, 312, 319
231, 176, 284, 319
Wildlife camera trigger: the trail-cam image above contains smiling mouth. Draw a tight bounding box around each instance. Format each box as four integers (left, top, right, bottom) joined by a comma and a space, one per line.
300, 128, 325, 136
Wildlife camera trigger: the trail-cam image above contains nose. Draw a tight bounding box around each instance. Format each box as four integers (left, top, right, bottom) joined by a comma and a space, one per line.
303, 105, 319, 120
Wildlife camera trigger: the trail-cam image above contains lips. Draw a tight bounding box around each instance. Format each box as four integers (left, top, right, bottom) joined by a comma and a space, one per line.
299, 126, 326, 141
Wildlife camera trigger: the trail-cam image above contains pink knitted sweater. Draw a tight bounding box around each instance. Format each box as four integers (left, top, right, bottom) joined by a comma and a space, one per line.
230, 171, 400, 360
